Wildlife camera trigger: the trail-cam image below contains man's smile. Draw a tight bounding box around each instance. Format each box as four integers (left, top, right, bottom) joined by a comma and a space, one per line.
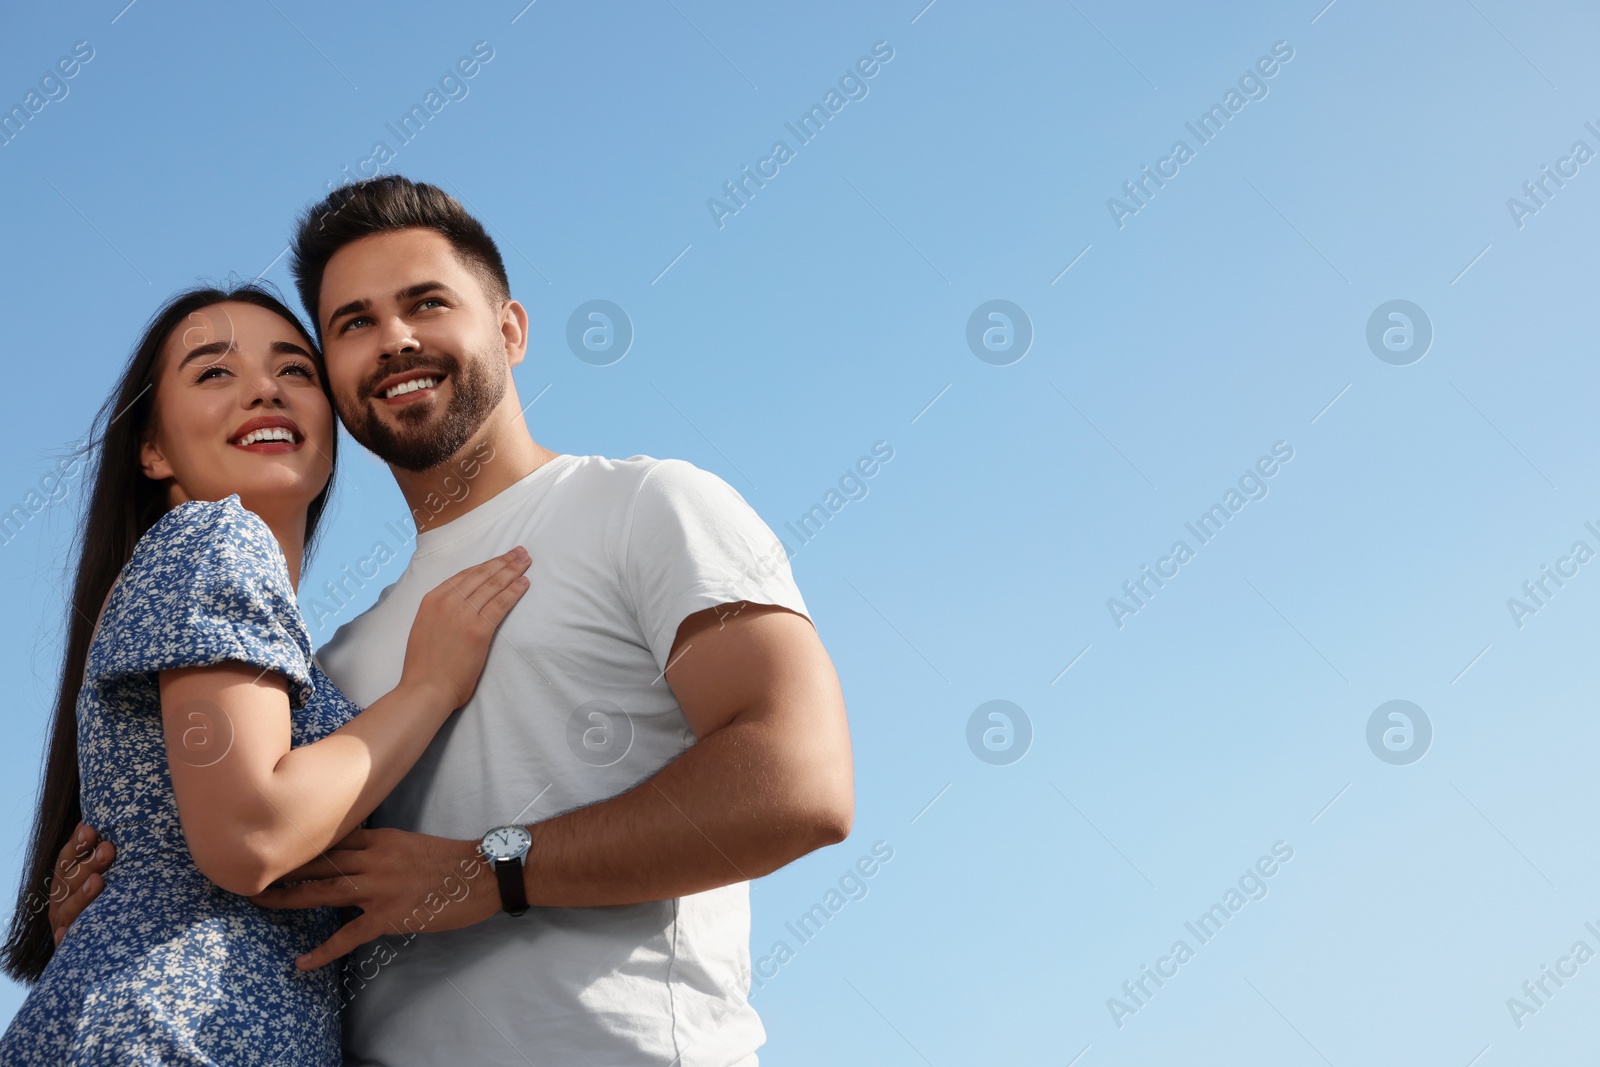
373, 369, 448, 406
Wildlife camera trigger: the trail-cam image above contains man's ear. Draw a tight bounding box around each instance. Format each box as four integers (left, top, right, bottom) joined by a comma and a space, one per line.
500, 299, 529, 368
139, 436, 173, 482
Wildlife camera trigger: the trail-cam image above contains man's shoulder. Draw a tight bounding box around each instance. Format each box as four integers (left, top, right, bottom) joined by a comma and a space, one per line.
557, 454, 735, 512
561, 453, 701, 489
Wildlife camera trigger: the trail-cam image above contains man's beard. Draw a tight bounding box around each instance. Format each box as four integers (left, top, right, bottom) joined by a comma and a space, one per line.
340, 347, 507, 473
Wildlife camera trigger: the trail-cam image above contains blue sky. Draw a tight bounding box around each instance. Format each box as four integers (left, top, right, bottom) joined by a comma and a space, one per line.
3, 0, 1600, 1062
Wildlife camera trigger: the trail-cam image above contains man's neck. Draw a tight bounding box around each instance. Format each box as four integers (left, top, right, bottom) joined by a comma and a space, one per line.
389, 404, 558, 535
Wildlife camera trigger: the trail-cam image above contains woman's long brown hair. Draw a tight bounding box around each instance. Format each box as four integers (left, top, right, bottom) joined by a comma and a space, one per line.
1, 284, 338, 982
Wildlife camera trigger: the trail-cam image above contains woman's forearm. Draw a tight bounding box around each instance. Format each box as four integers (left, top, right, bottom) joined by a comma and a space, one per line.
161, 665, 459, 896
252, 680, 458, 878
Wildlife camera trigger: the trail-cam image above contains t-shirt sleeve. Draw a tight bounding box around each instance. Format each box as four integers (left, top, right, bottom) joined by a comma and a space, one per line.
622, 459, 810, 672
86, 496, 315, 708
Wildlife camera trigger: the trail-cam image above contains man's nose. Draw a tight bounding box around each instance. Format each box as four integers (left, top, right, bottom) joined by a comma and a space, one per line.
377, 316, 420, 357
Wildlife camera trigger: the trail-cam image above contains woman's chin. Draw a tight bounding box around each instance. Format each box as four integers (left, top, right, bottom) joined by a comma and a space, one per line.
208, 476, 328, 519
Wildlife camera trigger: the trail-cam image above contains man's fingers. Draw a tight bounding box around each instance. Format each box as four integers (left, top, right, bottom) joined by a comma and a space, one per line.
50, 871, 104, 942
249, 876, 359, 911
48, 837, 112, 930
272, 829, 372, 882
295, 913, 382, 971
335, 827, 372, 848
63, 841, 114, 886
274, 852, 361, 884
54, 825, 96, 882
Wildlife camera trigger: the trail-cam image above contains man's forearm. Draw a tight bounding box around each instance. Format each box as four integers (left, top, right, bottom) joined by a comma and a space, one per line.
239, 717, 851, 964
515, 702, 853, 907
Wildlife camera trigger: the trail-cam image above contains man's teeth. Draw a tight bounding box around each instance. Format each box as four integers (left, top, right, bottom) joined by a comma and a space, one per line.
385, 376, 439, 399
235, 427, 299, 446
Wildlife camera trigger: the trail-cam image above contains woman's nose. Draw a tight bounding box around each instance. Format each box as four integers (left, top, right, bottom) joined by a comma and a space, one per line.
246, 371, 288, 407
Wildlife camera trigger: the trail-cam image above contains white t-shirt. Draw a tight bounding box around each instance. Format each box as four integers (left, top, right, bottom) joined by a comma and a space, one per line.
318, 454, 809, 1067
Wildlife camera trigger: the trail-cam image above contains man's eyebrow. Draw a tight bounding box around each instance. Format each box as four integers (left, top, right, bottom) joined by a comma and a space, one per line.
324, 283, 458, 332
397, 281, 460, 302
324, 297, 370, 332
180, 340, 234, 367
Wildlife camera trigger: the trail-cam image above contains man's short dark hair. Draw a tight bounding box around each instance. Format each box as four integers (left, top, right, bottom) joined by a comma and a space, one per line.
289, 176, 511, 337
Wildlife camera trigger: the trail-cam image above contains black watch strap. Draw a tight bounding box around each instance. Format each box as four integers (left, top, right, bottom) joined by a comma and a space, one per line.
494, 857, 529, 916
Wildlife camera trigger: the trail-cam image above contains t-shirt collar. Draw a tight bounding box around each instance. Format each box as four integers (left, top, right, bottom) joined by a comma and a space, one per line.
411, 453, 578, 558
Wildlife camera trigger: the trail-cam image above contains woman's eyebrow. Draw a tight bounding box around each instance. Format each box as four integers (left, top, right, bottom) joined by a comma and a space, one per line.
180, 340, 234, 367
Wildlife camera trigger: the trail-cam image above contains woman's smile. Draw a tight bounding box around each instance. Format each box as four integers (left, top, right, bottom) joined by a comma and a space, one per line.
230, 415, 305, 454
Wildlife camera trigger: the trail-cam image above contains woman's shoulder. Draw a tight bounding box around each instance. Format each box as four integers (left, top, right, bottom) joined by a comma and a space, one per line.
127, 495, 286, 584
140, 494, 270, 550
88, 495, 313, 698
104, 494, 297, 638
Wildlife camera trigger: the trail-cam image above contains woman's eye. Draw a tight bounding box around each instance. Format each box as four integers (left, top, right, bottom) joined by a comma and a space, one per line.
282, 363, 316, 378
195, 365, 229, 382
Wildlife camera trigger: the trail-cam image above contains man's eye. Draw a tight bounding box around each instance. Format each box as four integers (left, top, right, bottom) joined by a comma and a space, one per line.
341, 316, 371, 333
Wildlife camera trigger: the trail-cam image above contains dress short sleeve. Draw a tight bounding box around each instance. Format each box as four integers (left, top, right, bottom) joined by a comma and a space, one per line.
86, 495, 315, 708
622, 459, 811, 673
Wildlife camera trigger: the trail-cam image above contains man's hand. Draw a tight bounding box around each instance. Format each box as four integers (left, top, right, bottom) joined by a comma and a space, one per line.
248, 827, 497, 971
256, 601, 852, 946
47, 822, 114, 945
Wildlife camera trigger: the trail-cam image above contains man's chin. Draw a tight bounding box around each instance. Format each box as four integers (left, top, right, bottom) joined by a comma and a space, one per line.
352, 415, 471, 473
339, 360, 501, 472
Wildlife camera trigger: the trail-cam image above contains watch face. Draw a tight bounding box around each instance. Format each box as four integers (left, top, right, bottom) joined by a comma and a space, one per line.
481, 824, 532, 862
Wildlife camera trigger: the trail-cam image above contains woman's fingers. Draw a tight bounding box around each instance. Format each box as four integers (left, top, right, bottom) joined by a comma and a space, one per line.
477, 574, 531, 626
404, 549, 531, 706
441, 548, 529, 603
463, 557, 531, 617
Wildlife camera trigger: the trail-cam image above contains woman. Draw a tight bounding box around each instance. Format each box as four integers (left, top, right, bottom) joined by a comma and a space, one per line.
0, 284, 530, 1064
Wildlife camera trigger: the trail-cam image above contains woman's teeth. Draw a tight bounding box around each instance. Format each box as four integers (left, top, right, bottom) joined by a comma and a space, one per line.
386, 376, 438, 399
235, 427, 299, 446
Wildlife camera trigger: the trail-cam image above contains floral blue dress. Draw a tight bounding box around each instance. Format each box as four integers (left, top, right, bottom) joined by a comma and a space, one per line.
0, 496, 360, 1065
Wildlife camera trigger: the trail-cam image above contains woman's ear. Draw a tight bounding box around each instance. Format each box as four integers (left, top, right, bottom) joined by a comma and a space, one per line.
139, 437, 172, 482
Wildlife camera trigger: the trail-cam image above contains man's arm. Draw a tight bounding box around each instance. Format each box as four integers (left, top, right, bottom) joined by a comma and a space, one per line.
251, 602, 854, 970
524, 601, 853, 902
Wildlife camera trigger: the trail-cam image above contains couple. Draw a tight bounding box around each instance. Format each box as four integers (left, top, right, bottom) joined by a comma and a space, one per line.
0, 176, 854, 1065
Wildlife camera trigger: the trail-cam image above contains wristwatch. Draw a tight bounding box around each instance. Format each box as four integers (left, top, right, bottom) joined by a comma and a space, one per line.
478, 824, 532, 916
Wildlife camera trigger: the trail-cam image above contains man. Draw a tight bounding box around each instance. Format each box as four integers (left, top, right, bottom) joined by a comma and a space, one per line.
47, 176, 854, 1065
